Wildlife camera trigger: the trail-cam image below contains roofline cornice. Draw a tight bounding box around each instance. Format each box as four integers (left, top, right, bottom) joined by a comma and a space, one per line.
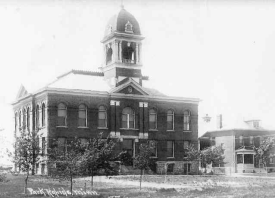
101, 32, 145, 43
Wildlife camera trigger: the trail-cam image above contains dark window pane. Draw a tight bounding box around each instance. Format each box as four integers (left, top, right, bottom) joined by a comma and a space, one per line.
244, 154, 253, 164
57, 117, 66, 126
167, 121, 173, 130
78, 118, 86, 127
237, 154, 243, 164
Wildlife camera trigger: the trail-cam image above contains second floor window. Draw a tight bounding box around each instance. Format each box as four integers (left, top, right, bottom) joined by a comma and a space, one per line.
36, 105, 40, 129
122, 107, 135, 129
149, 109, 157, 130
19, 111, 22, 129
15, 112, 18, 133
183, 110, 191, 131
98, 106, 107, 128
42, 137, 46, 156
23, 109, 26, 130
57, 103, 67, 126
167, 110, 174, 130
42, 104, 46, 127
27, 108, 30, 131
78, 104, 87, 127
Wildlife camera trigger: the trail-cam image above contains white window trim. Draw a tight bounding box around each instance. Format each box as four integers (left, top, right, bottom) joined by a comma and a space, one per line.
167, 141, 175, 158
122, 112, 135, 129
149, 111, 157, 130
79, 105, 88, 127
167, 111, 174, 131
98, 107, 107, 128
57, 104, 67, 127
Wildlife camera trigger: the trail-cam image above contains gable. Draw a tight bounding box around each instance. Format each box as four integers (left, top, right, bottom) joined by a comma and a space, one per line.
110, 78, 149, 95
118, 85, 143, 95
16, 85, 29, 99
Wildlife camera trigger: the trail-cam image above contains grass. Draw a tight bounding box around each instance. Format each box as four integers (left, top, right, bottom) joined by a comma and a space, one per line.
1, 174, 275, 197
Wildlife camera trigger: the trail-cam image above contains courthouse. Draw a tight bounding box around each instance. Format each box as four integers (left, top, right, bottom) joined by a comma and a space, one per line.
12, 6, 200, 175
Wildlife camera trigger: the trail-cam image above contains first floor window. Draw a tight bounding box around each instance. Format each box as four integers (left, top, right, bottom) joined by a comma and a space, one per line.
167, 141, 174, 158
123, 139, 134, 156
42, 137, 46, 156
57, 103, 67, 126
57, 138, 66, 154
122, 107, 135, 129
149, 141, 157, 157
42, 103, 46, 127
167, 163, 174, 173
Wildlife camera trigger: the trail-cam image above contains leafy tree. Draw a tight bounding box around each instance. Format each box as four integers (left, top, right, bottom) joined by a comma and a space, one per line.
254, 137, 275, 168
186, 144, 225, 173
80, 133, 117, 190
10, 130, 41, 194
48, 137, 84, 195
133, 141, 155, 190
115, 150, 133, 166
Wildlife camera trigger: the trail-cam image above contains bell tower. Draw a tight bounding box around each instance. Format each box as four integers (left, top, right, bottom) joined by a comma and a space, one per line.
100, 6, 145, 87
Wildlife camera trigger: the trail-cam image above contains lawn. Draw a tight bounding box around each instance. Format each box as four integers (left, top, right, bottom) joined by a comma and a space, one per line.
1, 174, 275, 198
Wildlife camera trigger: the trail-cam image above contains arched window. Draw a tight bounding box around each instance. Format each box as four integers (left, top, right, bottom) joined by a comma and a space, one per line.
57, 103, 67, 126
78, 104, 87, 127
36, 105, 40, 129
167, 110, 174, 130
42, 103, 46, 127
106, 45, 113, 64
122, 107, 135, 129
149, 109, 157, 130
15, 112, 18, 133
183, 110, 191, 131
27, 107, 30, 131
122, 41, 135, 63
19, 111, 22, 130
98, 106, 107, 128
23, 109, 26, 130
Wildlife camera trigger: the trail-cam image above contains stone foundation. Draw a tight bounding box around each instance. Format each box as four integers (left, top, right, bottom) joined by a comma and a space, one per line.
156, 161, 199, 175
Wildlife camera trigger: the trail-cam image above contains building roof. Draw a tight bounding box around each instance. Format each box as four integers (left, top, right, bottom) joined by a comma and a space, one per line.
14, 69, 200, 104
103, 6, 141, 39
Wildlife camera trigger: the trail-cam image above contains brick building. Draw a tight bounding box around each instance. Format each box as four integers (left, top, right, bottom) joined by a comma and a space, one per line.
12, 6, 200, 175
200, 118, 275, 173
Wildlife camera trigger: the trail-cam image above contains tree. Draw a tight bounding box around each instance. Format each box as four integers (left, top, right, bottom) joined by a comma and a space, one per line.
133, 141, 155, 190
48, 137, 84, 195
186, 144, 225, 173
254, 137, 275, 168
80, 133, 117, 190
10, 130, 41, 194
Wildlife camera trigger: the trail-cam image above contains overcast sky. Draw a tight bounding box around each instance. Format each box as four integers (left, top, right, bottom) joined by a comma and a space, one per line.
1, 0, 275, 152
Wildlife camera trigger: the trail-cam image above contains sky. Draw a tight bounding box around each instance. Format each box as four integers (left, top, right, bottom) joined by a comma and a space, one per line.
1, 0, 275, 161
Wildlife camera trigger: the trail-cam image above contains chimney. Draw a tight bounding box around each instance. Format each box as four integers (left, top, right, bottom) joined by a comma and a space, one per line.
217, 114, 223, 129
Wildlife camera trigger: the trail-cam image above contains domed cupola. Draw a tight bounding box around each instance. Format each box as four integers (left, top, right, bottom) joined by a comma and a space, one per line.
100, 6, 145, 87
103, 6, 141, 39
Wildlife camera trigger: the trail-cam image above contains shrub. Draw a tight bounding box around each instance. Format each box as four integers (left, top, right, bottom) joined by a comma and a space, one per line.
0, 173, 8, 182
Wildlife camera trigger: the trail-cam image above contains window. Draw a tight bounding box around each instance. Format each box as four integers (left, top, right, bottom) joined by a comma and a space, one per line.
23, 109, 26, 130
15, 113, 18, 133
19, 111, 22, 130
253, 121, 259, 128
270, 157, 275, 164
249, 136, 254, 145
57, 138, 66, 154
150, 141, 157, 157
123, 139, 134, 156
125, 21, 133, 33
167, 141, 174, 158
183, 141, 189, 158
149, 109, 157, 130
36, 163, 39, 174
122, 107, 135, 129
42, 104, 46, 127
167, 163, 174, 173
27, 108, 30, 131
244, 154, 253, 164
98, 106, 107, 128
36, 105, 40, 129
78, 104, 87, 127
42, 137, 46, 156
183, 110, 191, 131
237, 154, 243, 164
57, 103, 67, 126
167, 110, 174, 130
239, 136, 243, 146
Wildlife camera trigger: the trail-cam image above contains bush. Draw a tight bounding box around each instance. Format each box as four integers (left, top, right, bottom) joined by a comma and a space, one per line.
0, 173, 8, 182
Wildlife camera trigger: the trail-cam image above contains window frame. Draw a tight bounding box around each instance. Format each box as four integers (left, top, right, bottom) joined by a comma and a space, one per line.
57, 103, 67, 127
98, 105, 107, 128
42, 103, 46, 127
122, 107, 135, 129
36, 105, 40, 129
167, 140, 175, 158
149, 108, 157, 130
183, 110, 191, 131
78, 104, 88, 128
167, 110, 174, 131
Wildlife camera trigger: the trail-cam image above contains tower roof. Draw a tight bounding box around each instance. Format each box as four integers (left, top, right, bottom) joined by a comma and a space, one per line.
103, 7, 141, 39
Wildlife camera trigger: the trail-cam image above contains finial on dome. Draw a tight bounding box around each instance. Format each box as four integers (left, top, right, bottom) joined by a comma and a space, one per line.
120, 0, 124, 9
